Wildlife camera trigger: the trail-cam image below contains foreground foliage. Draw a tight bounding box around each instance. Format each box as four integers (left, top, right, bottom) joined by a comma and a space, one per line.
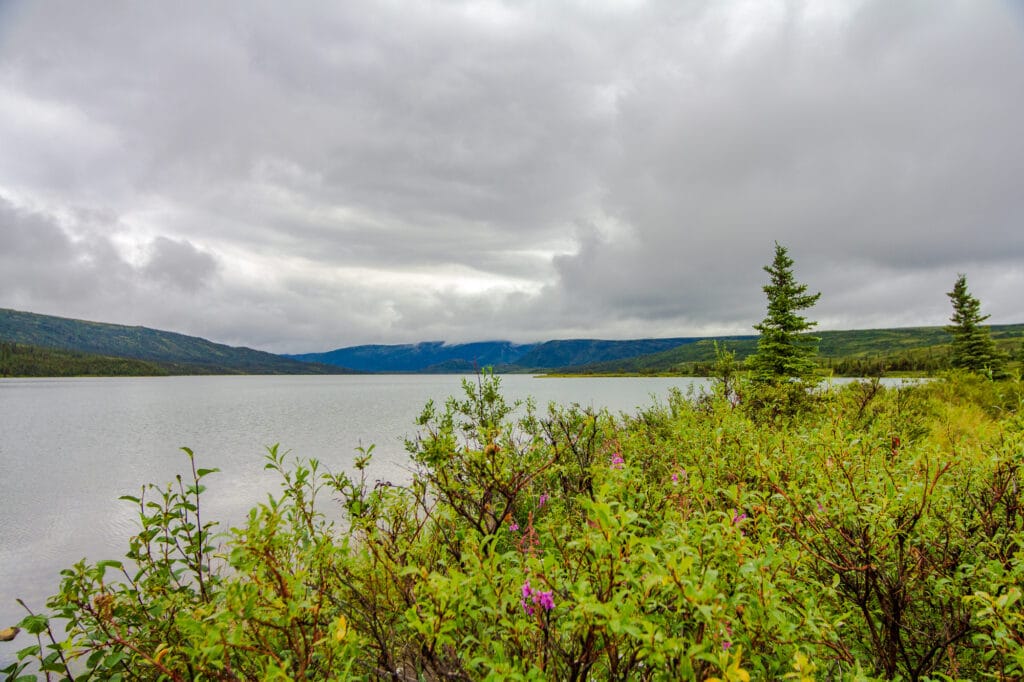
5, 373, 1024, 680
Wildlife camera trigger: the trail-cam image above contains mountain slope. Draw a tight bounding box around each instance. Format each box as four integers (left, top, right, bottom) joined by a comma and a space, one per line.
287, 337, 700, 372
512, 338, 698, 369
0, 308, 354, 375
288, 341, 532, 373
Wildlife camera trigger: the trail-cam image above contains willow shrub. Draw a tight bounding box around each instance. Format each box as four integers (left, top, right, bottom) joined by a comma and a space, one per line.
4, 373, 1023, 681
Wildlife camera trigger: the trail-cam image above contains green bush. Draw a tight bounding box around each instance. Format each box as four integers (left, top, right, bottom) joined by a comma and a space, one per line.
5, 373, 1024, 680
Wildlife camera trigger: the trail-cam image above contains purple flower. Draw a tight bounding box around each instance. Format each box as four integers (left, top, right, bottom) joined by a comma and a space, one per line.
722, 640, 732, 651
538, 493, 549, 509
731, 509, 747, 525
610, 453, 625, 469
520, 580, 555, 615
509, 520, 520, 532
671, 473, 679, 484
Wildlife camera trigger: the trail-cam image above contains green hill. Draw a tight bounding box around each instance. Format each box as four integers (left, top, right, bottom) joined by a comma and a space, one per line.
558, 325, 1024, 375
0, 308, 355, 375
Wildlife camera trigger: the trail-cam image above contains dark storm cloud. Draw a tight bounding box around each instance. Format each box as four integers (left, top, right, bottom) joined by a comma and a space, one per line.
1, 1, 1022, 351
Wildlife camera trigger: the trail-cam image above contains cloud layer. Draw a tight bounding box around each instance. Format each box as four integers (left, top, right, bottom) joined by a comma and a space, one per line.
2, 1, 1022, 352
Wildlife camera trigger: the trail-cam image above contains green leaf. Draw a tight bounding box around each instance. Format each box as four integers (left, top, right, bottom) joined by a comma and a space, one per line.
21, 614, 48, 635
104, 650, 125, 667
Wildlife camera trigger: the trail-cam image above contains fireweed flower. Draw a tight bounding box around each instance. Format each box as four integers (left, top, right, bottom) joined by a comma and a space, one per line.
610, 453, 625, 469
520, 580, 555, 615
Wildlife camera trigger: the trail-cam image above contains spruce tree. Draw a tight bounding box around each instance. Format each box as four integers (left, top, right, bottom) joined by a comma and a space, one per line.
946, 274, 1005, 377
750, 242, 821, 381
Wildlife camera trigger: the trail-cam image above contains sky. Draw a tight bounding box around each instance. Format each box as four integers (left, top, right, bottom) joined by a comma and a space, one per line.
1, 1, 1022, 353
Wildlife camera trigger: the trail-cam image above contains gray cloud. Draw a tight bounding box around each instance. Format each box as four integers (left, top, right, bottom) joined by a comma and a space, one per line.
143, 237, 219, 292
1, 1, 1022, 352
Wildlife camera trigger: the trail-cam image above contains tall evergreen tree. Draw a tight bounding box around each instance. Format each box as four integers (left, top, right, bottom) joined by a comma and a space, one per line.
750, 242, 821, 381
946, 274, 1005, 377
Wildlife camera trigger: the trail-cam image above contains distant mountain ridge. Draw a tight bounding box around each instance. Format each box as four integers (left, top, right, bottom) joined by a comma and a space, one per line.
285, 337, 701, 372
0, 308, 353, 375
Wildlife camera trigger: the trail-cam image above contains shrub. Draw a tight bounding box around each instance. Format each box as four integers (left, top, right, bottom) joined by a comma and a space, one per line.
5, 373, 1024, 680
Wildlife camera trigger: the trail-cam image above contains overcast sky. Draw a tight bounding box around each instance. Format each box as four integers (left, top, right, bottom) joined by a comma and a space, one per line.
1, 1, 1022, 353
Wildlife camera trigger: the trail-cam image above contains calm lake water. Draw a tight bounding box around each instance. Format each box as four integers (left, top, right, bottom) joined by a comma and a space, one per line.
0, 373, 717, 651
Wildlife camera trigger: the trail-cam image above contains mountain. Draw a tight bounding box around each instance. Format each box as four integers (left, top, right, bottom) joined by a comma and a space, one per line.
0, 308, 354, 375
286, 337, 699, 372
287, 341, 532, 373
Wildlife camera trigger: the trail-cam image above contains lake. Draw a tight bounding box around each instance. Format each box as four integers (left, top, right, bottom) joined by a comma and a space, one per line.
0, 373, 718, 650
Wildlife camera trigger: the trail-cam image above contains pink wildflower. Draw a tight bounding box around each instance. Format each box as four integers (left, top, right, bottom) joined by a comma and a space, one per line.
520, 580, 555, 615
610, 453, 625, 469
538, 492, 549, 508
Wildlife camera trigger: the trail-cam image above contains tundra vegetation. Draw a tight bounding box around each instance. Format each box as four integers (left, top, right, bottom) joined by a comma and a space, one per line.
3, 368, 1024, 681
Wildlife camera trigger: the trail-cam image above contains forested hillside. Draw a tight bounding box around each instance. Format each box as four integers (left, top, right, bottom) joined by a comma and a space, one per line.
0, 342, 169, 377
0, 308, 354, 375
